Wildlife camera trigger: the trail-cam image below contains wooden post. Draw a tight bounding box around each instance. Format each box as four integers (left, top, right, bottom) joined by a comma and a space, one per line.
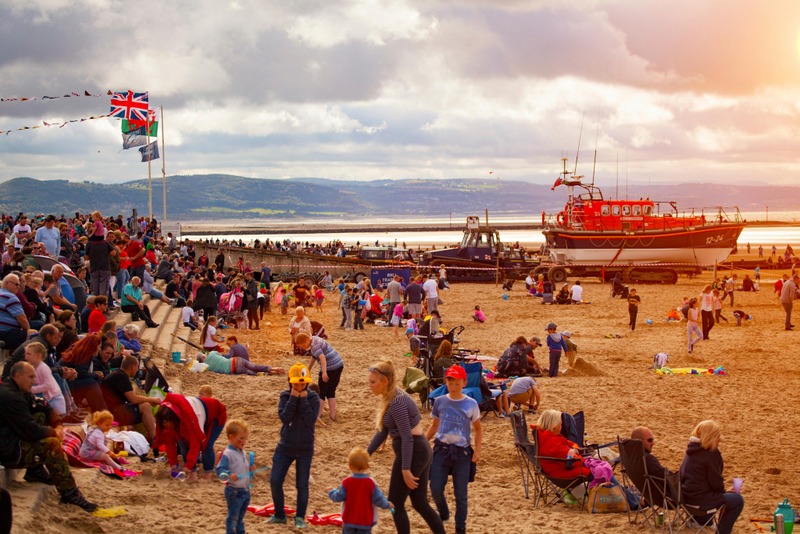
161, 105, 166, 226
485, 208, 489, 228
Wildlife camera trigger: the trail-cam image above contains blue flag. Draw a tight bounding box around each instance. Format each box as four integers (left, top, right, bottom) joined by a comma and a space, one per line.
122, 127, 148, 149
139, 140, 159, 162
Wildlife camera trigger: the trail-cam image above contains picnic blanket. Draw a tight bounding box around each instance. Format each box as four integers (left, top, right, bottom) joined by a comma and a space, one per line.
654, 367, 727, 376
62, 428, 139, 479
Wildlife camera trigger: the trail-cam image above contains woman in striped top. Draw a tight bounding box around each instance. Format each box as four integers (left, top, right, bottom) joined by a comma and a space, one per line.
366, 361, 444, 534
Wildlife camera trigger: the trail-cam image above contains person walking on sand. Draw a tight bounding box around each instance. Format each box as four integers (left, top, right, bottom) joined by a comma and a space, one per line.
699, 285, 714, 340
780, 274, 799, 331
687, 299, 702, 354
627, 289, 640, 331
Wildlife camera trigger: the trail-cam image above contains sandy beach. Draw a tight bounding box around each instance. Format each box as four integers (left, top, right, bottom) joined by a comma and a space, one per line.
18, 265, 800, 534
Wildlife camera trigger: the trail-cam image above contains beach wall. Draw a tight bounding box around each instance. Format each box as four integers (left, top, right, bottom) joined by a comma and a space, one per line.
194, 242, 372, 280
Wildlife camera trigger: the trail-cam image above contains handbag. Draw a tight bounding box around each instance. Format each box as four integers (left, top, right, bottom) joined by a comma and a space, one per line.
586, 482, 628, 513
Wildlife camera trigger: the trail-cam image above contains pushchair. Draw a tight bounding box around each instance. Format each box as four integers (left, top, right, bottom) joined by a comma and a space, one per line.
136, 356, 170, 399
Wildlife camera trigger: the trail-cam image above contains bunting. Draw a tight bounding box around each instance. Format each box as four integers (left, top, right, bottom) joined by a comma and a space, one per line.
0, 90, 109, 102
1, 114, 110, 136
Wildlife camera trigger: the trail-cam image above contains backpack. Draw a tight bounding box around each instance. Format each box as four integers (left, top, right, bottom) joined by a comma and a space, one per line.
497, 347, 520, 377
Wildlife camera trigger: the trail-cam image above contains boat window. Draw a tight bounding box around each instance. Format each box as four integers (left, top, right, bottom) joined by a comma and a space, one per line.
466, 233, 477, 247
643, 205, 652, 216
622, 205, 631, 216
612, 205, 620, 216
364, 250, 383, 259
601, 205, 610, 216
460, 233, 470, 248
632, 205, 641, 216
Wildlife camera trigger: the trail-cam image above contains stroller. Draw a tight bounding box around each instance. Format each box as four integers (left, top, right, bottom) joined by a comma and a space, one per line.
136, 356, 170, 400
219, 289, 246, 328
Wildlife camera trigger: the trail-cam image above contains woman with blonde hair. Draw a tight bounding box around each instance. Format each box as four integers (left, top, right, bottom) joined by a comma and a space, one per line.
679, 420, 743, 534
366, 361, 444, 534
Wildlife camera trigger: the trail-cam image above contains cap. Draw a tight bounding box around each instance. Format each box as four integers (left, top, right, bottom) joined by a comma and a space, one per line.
406, 328, 414, 334
531, 336, 541, 345
45, 215, 56, 221
445, 366, 467, 380
562, 331, 571, 337
546, 322, 557, 330
288, 363, 313, 384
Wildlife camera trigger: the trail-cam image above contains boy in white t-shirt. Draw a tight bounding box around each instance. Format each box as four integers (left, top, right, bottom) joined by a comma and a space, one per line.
182, 299, 199, 330
570, 281, 584, 304
425, 366, 482, 534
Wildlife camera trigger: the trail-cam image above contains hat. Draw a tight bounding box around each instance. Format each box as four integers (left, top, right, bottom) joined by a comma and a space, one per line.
444, 366, 467, 380
546, 322, 557, 330
45, 215, 56, 221
562, 331, 571, 337
406, 328, 414, 334
531, 336, 541, 344
288, 363, 312, 384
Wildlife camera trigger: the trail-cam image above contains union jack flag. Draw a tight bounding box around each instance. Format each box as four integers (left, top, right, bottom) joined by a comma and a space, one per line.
109, 91, 149, 120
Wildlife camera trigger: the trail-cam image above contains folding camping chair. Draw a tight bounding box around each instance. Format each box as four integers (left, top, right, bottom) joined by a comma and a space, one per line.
510, 410, 538, 500
618, 437, 672, 529
428, 361, 483, 405
139, 356, 170, 399
530, 424, 591, 511
664, 474, 726, 534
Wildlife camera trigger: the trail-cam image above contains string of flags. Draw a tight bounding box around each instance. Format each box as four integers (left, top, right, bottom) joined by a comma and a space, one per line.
1, 114, 110, 135
1, 89, 160, 162
0, 90, 108, 102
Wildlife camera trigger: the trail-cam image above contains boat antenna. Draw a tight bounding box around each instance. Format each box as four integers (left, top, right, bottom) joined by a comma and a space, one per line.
574, 112, 584, 176
591, 110, 600, 187
625, 148, 628, 200
616, 151, 619, 201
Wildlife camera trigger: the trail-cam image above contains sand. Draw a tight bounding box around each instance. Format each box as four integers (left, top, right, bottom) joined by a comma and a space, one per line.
17, 266, 800, 534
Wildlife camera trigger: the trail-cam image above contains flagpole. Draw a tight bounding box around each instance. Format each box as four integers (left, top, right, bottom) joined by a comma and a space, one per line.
161, 105, 166, 227
147, 113, 153, 220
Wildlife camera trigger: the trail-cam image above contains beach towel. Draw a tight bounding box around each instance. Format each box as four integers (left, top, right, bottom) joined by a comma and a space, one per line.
653, 353, 669, 369
62, 429, 138, 479
584, 457, 614, 489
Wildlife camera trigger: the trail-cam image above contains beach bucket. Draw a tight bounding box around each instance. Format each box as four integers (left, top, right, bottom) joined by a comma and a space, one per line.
172, 352, 181, 363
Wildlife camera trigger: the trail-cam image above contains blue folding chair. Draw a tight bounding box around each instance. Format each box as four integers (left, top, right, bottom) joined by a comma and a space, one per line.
428, 361, 483, 404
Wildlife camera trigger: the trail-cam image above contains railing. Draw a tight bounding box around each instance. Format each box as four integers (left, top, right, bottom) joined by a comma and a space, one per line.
542, 205, 744, 232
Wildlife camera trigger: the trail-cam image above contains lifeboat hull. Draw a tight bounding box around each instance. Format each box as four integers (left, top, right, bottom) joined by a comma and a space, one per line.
544, 224, 744, 265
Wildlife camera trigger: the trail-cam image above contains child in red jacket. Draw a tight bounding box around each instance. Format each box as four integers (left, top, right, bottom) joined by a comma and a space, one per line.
327, 447, 392, 533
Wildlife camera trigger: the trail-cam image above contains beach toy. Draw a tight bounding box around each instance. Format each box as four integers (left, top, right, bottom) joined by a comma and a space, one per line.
306, 512, 343, 526
486, 371, 495, 379
248, 503, 297, 517
171, 469, 186, 481
218, 465, 271, 483
502, 294, 508, 300
775, 499, 795, 534
646, 319, 653, 325
171, 352, 181, 363
92, 506, 128, 518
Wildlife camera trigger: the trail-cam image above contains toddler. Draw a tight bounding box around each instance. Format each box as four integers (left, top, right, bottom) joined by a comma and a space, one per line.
327, 447, 392, 534
86, 211, 105, 242
280, 289, 290, 315
353, 290, 365, 331
216, 420, 255, 534
79, 411, 122, 469
199, 385, 214, 398
26, 342, 66, 415
473, 305, 486, 323
312, 285, 324, 312
391, 300, 406, 337
712, 290, 728, 324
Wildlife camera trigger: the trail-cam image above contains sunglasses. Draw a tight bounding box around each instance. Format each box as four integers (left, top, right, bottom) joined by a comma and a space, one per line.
646, 438, 655, 443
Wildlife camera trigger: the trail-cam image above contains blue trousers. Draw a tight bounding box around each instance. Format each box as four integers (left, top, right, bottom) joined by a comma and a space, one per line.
692, 493, 744, 534
177, 417, 223, 472
269, 451, 312, 520
548, 350, 561, 377
429, 445, 472, 531
224, 486, 250, 534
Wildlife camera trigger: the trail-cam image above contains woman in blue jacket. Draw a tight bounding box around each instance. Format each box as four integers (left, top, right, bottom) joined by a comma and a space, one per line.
679, 420, 743, 534
269, 363, 320, 530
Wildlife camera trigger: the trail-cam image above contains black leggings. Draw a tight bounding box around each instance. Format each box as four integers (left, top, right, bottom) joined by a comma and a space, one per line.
0, 488, 10, 534
701, 309, 714, 340
389, 435, 445, 534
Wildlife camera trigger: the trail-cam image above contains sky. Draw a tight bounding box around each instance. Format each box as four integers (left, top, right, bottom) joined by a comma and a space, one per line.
2, 0, 800, 186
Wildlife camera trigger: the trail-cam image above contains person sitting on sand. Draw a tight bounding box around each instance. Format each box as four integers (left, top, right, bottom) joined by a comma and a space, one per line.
289, 306, 313, 355
555, 284, 571, 305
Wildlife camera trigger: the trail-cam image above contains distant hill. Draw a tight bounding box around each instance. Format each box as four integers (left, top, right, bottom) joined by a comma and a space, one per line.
0, 175, 798, 220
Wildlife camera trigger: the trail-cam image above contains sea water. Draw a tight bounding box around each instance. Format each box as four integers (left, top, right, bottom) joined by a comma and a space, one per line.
182, 213, 800, 248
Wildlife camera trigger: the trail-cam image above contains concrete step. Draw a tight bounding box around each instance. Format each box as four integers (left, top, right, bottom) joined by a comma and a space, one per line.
138, 300, 172, 345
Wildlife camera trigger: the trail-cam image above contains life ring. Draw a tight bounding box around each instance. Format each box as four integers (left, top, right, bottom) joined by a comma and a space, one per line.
556, 211, 566, 226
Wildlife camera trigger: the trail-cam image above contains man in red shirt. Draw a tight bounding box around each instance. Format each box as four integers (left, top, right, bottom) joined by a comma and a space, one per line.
126, 232, 146, 281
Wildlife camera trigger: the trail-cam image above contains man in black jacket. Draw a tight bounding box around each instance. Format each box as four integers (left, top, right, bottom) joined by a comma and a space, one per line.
244, 272, 259, 330
0, 362, 98, 512
631, 426, 674, 483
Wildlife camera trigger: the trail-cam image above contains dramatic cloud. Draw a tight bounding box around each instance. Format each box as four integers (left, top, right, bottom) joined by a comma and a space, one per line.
2, 0, 800, 187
